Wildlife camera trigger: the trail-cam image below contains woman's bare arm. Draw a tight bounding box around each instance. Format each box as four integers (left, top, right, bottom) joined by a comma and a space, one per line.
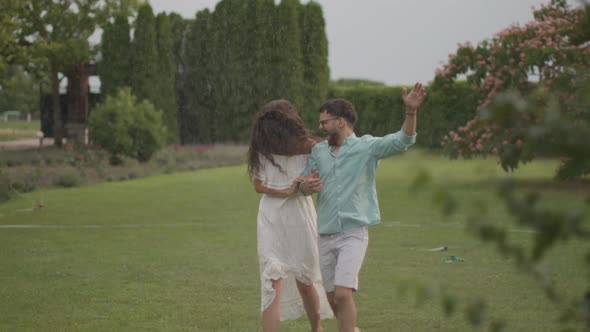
254, 177, 304, 198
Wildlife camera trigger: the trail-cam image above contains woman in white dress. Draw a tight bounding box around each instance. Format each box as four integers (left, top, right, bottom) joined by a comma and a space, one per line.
248, 99, 333, 332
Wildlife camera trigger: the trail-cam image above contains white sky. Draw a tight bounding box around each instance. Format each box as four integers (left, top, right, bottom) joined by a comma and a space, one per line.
147, 0, 579, 86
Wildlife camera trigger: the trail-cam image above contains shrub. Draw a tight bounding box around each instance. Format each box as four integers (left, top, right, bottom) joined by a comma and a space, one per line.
9, 172, 38, 193
0, 171, 11, 203
53, 171, 82, 188
88, 88, 166, 163
327, 83, 478, 148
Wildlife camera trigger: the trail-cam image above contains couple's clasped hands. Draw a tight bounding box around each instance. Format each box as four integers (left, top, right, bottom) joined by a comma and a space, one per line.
298, 169, 322, 195
286, 170, 322, 196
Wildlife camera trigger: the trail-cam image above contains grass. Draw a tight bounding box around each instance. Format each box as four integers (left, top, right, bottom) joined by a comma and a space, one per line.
0, 120, 40, 131
0, 120, 40, 141
0, 150, 588, 331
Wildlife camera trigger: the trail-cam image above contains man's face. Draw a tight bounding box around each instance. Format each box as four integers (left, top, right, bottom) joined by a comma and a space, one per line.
319, 111, 342, 146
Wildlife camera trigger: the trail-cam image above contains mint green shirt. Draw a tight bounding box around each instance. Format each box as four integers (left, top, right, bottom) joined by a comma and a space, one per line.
303, 130, 416, 234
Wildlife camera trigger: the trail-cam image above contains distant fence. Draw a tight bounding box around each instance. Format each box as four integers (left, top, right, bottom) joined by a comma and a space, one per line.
1, 111, 25, 121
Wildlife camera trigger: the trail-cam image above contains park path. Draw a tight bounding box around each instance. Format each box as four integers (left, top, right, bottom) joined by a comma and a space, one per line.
0, 138, 54, 151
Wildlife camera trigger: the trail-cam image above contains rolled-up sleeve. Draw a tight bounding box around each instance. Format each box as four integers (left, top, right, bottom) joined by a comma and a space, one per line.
368, 129, 416, 159
301, 150, 318, 176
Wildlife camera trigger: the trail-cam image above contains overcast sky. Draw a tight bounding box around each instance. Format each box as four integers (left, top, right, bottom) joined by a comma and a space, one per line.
147, 0, 578, 86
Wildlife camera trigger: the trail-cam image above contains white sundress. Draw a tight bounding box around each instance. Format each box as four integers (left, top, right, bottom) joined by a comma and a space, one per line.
256, 154, 333, 321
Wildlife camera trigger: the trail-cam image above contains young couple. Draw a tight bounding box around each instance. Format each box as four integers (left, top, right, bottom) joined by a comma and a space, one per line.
247, 84, 427, 332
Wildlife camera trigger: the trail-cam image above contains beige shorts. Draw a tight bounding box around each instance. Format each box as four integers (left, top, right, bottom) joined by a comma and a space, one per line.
318, 226, 369, 292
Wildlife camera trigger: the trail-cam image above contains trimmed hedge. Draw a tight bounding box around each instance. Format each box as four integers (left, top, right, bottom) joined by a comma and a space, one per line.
327, 82, 479, 148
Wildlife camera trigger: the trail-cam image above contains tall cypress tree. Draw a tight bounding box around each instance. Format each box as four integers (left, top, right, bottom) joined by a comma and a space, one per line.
186, 9, 216, 143
99, 14, 131, 97
168, 13, 190, 144
300, 1, 329, 127
275, 0, 304, 109
131, 4, 158, 104
230, 1, 259, 142
155, 13, 179, 143
254, 0, 278, 106
210, 0, 235, 142
173, 0, 328, 143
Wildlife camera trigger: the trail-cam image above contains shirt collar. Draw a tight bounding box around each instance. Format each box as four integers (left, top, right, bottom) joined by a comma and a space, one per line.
343, 133, 357, 146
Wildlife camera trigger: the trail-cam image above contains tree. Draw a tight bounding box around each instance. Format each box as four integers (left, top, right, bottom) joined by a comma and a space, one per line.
171, 0, 328, 143
155, 13, 179, 143
253, 0, 278, 107
429, 69, 590, 332
230, 1, 261, 142
131, 3, 158, 105
300, 1, 329, 127
166, 13, 190, 144
424, 4, 590, 326
6, 0, 138, 147
0, 65, 41, 117
99, 14, 131, 97
274, 0, 304, 109
180, 9, 216, 143
433, 0, 590, 179
0, 0, 25, 77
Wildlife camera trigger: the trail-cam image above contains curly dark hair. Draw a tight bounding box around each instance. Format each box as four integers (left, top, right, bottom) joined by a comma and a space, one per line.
247, 99, 314, 179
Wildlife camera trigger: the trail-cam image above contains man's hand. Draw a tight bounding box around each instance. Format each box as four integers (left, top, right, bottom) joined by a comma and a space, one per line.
286, 176, 306, 196
301, 170, 323, 194
402, 82, 427, 112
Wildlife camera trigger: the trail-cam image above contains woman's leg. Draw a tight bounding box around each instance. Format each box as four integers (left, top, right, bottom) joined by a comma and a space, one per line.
296, 280, 323, 332
262, 278, 284, 332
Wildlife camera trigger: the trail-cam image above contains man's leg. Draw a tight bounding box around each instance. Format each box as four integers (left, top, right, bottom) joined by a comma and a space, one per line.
262, 278, 284, 332
318, 234, 337, 316
334, 286, 357, 332
332, 227, 369, 332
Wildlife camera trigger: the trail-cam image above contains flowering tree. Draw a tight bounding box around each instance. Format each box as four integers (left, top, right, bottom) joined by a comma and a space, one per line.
419, 5, 590, 329
433, 0, 590, 179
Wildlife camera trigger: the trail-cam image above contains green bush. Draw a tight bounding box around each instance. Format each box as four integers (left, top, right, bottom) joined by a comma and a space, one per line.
53, 172, 82, 188
0, 171, 11, 203
327, 82, 478, 148
88, 88, 166, 163
9, 172, 38, 193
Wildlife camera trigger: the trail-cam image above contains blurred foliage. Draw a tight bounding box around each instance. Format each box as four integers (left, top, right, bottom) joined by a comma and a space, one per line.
0, 65, 41, 116
424, 5, 590, 326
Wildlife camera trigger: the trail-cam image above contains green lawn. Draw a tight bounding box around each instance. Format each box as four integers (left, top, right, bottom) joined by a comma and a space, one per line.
0, 150, 587, 331
0, 120, 40, 141
0, 120, 40, 131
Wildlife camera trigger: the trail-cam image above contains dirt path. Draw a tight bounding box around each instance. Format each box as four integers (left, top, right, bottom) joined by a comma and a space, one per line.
0, 138, 54, 151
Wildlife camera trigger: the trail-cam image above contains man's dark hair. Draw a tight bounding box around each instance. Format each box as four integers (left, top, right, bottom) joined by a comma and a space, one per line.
319, 99, 357, 127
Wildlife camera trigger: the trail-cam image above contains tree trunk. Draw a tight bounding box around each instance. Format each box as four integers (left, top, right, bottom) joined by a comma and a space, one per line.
65, 63, 90, 145
51, 67, 63, 147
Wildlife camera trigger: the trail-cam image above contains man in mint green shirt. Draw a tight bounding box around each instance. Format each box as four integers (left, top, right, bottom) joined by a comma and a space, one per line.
301, 83, 427, 332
